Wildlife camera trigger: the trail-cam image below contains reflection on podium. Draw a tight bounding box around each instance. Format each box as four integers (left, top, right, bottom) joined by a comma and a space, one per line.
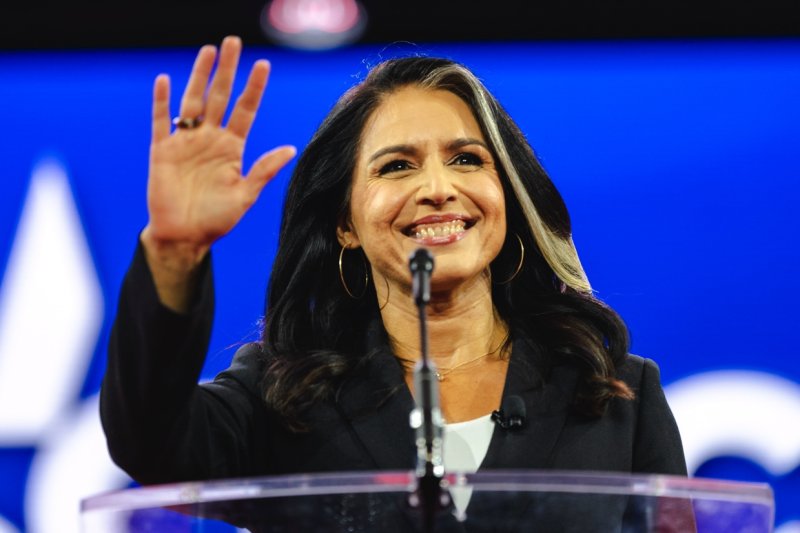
81, 470, 773, 532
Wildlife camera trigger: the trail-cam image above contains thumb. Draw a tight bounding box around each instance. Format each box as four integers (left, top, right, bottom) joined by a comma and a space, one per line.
245, 145, 297, 197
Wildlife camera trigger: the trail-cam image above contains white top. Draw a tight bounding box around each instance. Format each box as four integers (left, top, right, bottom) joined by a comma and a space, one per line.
443, 414, 495, 517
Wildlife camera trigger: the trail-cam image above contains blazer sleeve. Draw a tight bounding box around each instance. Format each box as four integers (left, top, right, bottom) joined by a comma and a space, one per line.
631, 357, 688, 475
100, 239, 270, 484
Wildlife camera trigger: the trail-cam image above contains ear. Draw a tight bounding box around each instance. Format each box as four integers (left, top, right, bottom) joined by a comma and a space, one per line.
336, 218, 361, 249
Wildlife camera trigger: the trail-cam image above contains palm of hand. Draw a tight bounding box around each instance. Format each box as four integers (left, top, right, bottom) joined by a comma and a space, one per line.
145, 36, 295, 250
148, 128, 251, 246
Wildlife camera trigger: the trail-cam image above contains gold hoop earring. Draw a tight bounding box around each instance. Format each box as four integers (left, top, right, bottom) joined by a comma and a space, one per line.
338, 245, 369, 298
494, 233, 525, 285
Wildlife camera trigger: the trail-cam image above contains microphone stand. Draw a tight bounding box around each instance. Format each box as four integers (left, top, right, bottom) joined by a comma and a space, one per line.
408, 249, 450, 532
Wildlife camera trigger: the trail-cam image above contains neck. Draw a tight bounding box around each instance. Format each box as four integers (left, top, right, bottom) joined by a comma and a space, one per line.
377, 271, 508, 368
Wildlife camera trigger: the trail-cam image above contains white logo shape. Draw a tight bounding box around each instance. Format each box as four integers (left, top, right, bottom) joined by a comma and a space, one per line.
666, 370, 800, 477
0, 159, 104, 444
26, 395, 130, 533
0, 158, 128, 533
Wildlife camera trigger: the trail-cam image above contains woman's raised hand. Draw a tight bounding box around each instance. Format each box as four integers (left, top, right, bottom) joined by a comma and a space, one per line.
141, 36, 295, 311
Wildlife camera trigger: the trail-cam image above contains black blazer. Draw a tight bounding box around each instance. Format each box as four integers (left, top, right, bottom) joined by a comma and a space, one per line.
101, 243, 687, 487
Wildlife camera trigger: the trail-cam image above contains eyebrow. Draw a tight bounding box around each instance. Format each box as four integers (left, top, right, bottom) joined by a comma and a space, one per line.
368, 144, 419, 164
447, 137, 490, 152
367, 137, 490, 164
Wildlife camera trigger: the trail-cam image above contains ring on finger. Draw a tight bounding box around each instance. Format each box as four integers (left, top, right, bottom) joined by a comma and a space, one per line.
172, 116, 203, 129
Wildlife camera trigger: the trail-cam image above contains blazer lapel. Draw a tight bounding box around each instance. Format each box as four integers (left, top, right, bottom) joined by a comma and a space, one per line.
480, 333, 578, 470
334, 320, 417, 470
466, 335, 579, 529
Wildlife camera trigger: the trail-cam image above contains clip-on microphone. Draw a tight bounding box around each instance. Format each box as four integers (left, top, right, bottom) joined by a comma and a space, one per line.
491, 395, 527, 430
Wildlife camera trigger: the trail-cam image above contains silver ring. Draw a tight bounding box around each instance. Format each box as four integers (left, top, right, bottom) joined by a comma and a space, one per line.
172, 116, 203, 129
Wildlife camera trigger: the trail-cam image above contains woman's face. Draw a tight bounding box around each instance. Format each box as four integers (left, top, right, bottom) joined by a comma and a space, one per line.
340, 86, 506, 293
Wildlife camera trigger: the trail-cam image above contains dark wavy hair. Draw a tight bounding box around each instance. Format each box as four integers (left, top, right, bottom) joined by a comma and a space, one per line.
261, 57, 633, 430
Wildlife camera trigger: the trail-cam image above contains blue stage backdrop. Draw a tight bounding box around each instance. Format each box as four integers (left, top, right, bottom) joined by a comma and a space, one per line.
0, 40, 798, 532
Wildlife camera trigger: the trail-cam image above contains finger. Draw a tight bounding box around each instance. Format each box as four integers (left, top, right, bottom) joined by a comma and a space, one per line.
245, 146, 297, 198
204, 36, 242, 126
152, 74, 171, 143
179, 45, 217, 121
227, 59, 270, 140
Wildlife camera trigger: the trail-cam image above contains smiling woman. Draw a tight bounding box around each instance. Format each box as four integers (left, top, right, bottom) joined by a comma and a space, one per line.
340, 86, 510, 422
100, 36, 687, 516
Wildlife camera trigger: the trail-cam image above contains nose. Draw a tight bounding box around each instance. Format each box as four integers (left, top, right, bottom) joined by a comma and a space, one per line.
416, 164, 457, 206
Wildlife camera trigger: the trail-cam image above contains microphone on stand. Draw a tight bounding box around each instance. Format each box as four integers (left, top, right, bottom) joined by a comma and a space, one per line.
407, 248, 450, 531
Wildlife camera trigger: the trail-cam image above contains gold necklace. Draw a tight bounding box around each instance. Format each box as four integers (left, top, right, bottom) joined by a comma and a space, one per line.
397, 332, 510, 382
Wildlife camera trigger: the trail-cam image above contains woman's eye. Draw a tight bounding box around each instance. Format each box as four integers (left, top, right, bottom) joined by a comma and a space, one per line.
378, 160, 412, 175
451, 153, 484, 166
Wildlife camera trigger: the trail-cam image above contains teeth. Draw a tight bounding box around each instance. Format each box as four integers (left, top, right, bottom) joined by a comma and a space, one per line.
413, 221, 466, 239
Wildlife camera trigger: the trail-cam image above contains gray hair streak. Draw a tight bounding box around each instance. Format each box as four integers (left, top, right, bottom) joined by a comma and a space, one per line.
419, 64, 593, 293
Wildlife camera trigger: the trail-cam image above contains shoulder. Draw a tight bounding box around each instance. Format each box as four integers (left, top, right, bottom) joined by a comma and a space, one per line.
229, 342, 266, 370
616, 353, 663, 392
615, 354, 671, 419
205, 342, 266, 398
614, 354, 688, 475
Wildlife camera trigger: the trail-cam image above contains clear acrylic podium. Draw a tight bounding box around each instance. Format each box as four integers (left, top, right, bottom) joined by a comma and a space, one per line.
81, 470, 774, 532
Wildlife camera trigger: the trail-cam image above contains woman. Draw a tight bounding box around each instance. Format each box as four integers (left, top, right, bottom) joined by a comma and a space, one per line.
101, 35, 685, 497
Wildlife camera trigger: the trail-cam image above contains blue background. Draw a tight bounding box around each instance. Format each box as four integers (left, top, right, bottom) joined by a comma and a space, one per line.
0, 40, 798, 530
